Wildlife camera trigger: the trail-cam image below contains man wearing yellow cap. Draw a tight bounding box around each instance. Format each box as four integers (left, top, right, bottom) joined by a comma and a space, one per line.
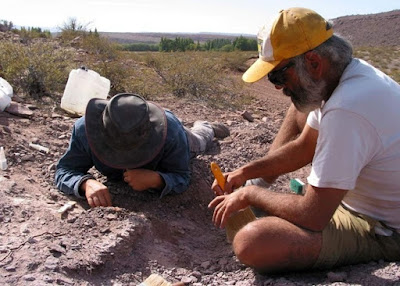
209, 7, 400, 272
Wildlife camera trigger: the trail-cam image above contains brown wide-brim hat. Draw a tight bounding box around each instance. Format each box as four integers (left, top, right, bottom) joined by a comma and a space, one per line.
85, 93, 167, 169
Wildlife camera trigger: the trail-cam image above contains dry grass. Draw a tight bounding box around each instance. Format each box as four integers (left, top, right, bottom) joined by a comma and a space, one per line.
354, 46, 400, 83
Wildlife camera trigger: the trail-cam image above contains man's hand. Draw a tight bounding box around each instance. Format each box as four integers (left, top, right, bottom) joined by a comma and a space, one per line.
208, 188, 249, 228
81, 179, 112, 208
123, 169, 165, 191
211, 168, 247, 196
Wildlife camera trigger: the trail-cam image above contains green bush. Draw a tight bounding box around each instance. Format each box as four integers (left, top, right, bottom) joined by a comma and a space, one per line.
58, 17, 89, 43
0, 41, 72, 99
354, 46, 400, 83
124, 51, 250, 109
15, 27, 51, 43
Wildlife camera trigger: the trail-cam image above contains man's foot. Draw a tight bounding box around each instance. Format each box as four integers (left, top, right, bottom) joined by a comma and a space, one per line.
211, 122, 230, 139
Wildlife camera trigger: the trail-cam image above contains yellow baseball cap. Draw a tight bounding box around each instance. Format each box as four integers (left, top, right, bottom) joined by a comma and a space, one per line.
242, 7, 333, 83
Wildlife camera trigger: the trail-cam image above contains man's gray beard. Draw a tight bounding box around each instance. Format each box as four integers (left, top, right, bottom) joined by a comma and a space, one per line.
285, 66, 328, 113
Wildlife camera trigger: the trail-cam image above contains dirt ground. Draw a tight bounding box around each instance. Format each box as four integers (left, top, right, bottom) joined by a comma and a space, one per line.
0, 74, 399, 286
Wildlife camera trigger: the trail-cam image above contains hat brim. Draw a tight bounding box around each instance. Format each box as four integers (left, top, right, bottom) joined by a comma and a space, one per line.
242, 58, 281, 83
85, 98, 167, 169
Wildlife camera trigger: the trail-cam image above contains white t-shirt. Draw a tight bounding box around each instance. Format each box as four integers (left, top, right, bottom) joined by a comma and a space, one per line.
307, 58, 400, 231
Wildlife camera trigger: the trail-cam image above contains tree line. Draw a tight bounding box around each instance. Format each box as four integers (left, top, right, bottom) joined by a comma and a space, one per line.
121, 35, 257, 52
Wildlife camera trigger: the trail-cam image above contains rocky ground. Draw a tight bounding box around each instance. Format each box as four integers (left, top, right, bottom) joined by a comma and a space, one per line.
0, 75, 399, 286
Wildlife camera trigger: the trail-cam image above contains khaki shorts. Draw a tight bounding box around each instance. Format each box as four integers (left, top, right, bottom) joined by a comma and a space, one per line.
313, 205, 400, 269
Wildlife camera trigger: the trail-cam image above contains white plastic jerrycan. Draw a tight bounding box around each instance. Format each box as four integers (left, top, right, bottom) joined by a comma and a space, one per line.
0, 77, 13, 99
61, 67, 110, 115
0, 77, 13, 112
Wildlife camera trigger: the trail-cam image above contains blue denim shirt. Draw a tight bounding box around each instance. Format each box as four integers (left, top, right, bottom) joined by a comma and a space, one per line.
55, 110, 191, 199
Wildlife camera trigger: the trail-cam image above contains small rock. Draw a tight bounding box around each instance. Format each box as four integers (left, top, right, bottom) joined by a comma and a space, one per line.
56, 277, 74, 285
43, 275, 54, 283
241, 110, 254, 122
106, 214, 117, 220
181, 276, 195, 284
2, 126, 11, 133
51, 113, 63, 118
5, 265, 16, 272
190, 271, 202, 279
28, 237, 38, 244
23, 274, 36, 281
20, 223, 30, 234
50, 243, 66, 253
44, 256, 59, 270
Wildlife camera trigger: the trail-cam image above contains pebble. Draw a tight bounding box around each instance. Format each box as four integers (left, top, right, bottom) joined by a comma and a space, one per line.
49, 243, 66, 255
20, 223, 30, 234
190, 271, 202, 279
43, 275, 54, 283
181, 276, 195, 283
44, 256, 59, 270
5, 265, 16, 272
22, 274, 36, 281
56, 277, 74, 285
106, 214, 117, 220
241, 110, 254, 122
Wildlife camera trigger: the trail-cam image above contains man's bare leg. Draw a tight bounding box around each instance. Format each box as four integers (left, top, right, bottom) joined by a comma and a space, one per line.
233, 216, 321, 273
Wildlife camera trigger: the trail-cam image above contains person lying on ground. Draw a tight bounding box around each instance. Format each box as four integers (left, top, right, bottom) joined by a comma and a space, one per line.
209, 7, 400, 273
55, 93, 229, 208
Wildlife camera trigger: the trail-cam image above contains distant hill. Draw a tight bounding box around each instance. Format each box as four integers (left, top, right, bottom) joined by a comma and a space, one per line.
99, 9, 400, 47
331, 9, 400, 46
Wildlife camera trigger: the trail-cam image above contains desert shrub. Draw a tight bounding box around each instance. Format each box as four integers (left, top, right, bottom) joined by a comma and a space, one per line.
15, 27, 51, 43
219, 51, 255, 72
0, 41, 72, 98
144, 52, 220, 98
391, 69, 400, 83
78, 34, 139, 95
354, 46, 400, 83
81, 33, 119, 60
58, 17, 89, 43
124, 51, 250, 109
220, 44, 234, 52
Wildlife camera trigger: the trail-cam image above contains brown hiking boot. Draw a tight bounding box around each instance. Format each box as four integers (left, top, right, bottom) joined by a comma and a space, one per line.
211, 122, 230, 139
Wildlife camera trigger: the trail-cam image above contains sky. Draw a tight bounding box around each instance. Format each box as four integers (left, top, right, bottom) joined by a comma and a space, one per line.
2, 0, 399, 35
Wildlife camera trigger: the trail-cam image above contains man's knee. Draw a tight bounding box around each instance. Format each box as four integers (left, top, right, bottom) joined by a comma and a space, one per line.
232, 222, 260, 266
232, 218, 278, 268
231, 217, 321, 272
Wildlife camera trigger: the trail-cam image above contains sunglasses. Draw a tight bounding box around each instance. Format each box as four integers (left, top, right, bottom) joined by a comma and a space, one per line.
267, 62, 295, 86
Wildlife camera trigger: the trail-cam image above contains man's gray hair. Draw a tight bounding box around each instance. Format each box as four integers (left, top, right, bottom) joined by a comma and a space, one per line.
292, 34, 353, 78
313, 34, 353, 73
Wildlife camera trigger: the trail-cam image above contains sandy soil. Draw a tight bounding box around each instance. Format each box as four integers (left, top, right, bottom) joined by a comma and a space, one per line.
0, 75, 399, 286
